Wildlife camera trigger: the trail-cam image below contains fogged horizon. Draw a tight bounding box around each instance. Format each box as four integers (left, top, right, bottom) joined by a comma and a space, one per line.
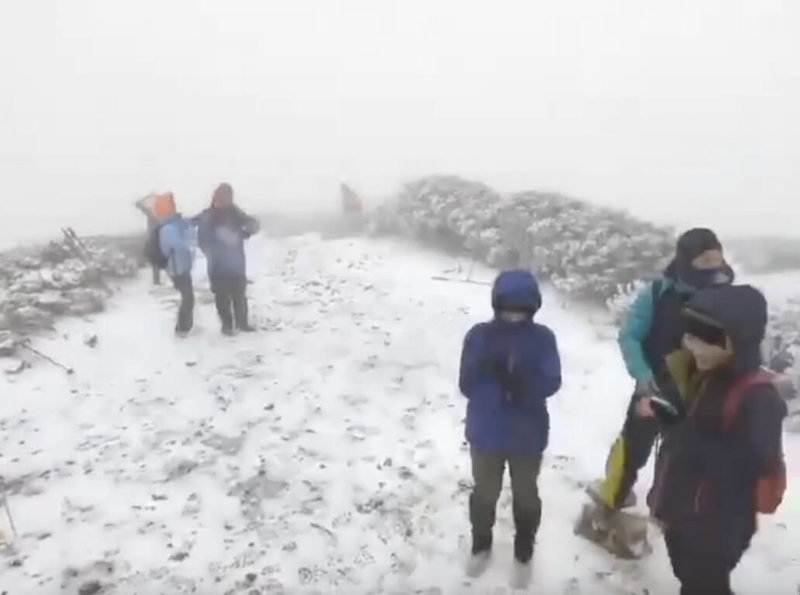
1, 0, 799, 248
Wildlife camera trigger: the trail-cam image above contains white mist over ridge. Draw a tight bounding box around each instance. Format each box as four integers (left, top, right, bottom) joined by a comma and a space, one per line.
1, 0, 799, 247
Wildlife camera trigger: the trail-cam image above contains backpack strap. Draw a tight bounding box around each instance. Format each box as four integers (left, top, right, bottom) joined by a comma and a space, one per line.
721, 368, 777, 432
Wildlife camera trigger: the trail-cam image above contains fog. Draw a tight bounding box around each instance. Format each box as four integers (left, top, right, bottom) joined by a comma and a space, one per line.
1, 0, 799, 248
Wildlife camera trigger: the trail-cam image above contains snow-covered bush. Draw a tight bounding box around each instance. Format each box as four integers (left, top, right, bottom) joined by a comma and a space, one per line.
373, 175, 675, 303
0, 231, 140, 355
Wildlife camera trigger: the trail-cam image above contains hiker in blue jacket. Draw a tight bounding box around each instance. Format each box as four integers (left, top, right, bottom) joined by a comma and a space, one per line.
196, 183, 260, 335
459, 268, 562, 578
580, 228, 735, 555
155, 193, 195, 336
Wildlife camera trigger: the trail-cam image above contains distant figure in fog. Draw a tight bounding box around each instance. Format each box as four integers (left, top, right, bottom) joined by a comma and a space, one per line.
340, 182, 363, 215
134, 194, 162, 285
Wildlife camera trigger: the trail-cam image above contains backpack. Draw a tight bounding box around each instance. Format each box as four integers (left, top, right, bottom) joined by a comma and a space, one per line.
718, 368, 787, 515
145, 224, 168, 269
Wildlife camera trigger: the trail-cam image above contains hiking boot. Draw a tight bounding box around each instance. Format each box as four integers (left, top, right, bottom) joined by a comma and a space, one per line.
222, 326, 235, 337
466, 534, 492, 578
471, 533, 492, 555
514, 535, 534, 564
237, 324, 256, 332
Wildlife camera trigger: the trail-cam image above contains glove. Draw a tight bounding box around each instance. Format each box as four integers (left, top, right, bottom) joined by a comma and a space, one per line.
484, 358, 525, 404
633, 378, 660, 418
649, 395, 683, 426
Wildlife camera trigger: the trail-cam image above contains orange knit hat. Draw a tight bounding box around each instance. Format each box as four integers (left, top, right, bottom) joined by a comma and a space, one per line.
153, 192, 176, 219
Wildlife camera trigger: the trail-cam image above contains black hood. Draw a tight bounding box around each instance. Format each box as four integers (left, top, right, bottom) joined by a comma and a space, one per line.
664, 228, 734, 289
685, 284, 767, 372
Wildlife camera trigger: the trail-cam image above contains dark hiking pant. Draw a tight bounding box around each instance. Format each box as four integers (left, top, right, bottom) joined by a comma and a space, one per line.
664, 530, 740, 595
469, 448, 542, 542
210, 272, 248, 330
597, 391, 660, 509
172, 274, 195, 333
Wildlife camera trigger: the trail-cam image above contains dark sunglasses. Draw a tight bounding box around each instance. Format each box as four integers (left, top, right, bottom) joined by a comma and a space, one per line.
682, 308, 728, 347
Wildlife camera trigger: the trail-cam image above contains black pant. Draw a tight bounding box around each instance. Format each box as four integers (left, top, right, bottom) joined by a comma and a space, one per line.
210, 272, 248, 330
598, 391, 660, 509
152, 264, 162, 285
664, 530, 740, 595
469, 448, 542, 540
172, 274, 195, 333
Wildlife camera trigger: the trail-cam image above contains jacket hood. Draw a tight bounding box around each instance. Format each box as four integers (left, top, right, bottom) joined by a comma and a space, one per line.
212, 183, 234, 208
664, 227, 734, 290
685, 284, 767, 371
491, 269, 542, 314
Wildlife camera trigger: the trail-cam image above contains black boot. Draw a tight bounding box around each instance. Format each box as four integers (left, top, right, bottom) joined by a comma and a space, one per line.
466, 533, 493, 578
513, 510, 537, 564
514, 534, 534, 564
472, 533, 492, 555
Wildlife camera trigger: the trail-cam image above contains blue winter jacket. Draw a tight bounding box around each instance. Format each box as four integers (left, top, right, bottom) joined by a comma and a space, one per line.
459, 269, 562, 455
158, 214, 195, 279
196, 206, 259, 278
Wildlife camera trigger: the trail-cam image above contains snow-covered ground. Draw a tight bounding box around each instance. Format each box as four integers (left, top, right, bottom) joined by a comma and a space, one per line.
1, 234, 798, 594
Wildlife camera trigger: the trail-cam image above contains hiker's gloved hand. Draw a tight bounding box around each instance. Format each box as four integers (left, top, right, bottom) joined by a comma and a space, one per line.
484, 358, 525, 404
634, 379, 660, 418
650, 395, 683, 426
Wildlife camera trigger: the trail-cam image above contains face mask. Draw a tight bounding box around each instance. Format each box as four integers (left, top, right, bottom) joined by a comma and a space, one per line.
679, 264, 732, 289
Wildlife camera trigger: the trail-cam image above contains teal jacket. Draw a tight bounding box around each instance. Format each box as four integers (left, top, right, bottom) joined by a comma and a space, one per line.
617, 277, 693, 383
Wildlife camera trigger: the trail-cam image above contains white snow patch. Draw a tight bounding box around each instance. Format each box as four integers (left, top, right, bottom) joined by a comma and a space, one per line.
0, 234, 798, 594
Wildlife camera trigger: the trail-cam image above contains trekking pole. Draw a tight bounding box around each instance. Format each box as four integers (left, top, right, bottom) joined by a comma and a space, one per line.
0, 479, 17, 540
19, 341, 75, 375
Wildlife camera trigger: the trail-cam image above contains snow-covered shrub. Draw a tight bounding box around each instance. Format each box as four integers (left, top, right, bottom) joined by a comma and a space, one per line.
0, 231, 140, 354
372, 176, 675, 303
762, 298, 800, 404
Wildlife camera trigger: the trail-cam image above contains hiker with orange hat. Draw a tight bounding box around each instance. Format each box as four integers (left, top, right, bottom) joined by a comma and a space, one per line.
151, 192, 196, 336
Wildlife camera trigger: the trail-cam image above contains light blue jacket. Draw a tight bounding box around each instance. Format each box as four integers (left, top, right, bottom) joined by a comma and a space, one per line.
158, 215, 195, 279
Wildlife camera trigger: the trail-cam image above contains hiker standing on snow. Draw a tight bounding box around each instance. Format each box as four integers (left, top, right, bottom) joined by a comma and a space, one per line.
196, 183, 260, 335
458, 269, 562, 585
153, 193, 195, 337
135, 194, 162, 285
581, 228, 735, 553
648, 284, 786, 594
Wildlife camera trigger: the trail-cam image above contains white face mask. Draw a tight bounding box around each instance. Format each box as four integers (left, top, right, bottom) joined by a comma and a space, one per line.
682, 333, 732, 370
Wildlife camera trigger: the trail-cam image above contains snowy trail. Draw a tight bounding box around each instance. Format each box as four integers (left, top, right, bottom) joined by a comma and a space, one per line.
1, 234, 798, 594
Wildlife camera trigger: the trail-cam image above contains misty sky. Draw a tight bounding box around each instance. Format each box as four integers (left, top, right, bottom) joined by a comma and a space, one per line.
1, 0, 798, 247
